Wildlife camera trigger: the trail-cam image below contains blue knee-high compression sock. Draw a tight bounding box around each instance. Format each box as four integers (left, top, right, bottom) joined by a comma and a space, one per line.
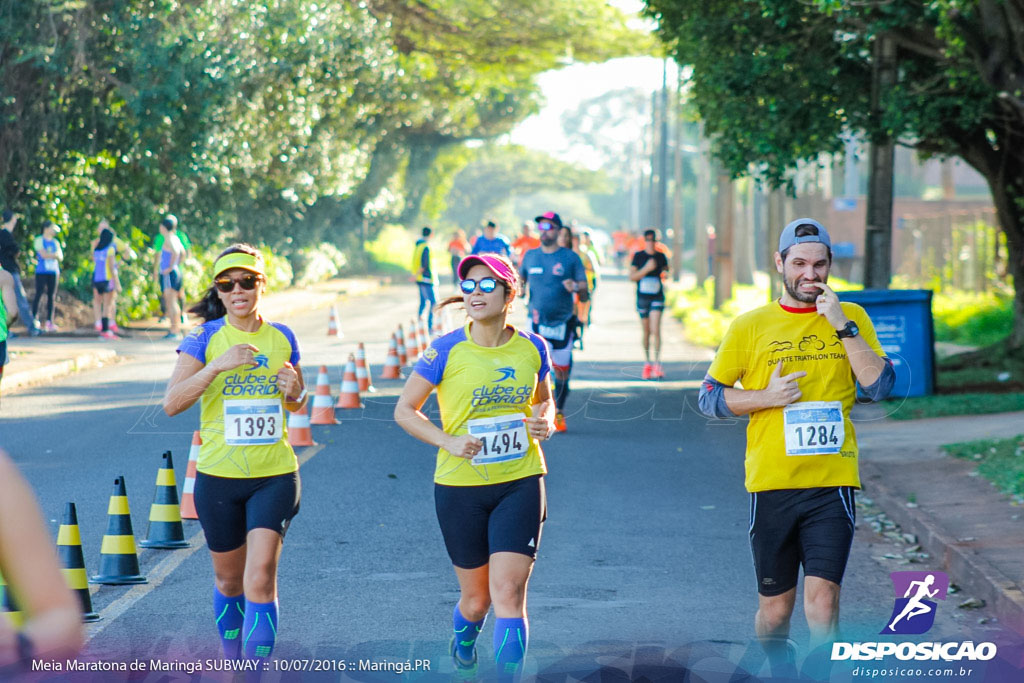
242, 599, 278, 660
213, 587, 245, 659
453, 604, 486, 661
493, 617, 528, 681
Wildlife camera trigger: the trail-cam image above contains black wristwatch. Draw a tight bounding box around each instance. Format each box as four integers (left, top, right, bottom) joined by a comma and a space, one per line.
836, 320, 860, 339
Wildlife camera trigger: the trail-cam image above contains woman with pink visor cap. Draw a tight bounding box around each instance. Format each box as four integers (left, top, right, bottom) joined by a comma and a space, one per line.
395, 254, 556, 682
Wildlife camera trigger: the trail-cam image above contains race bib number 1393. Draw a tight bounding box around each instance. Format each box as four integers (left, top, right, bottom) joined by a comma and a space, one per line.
224, 399, 283, 446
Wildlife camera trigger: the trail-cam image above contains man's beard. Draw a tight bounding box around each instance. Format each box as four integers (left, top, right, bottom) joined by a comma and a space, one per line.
540, 231, 559, 247
784, 275, 824, 304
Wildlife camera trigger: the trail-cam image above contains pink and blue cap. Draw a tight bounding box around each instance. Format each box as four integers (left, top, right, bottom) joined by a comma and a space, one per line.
457, 254, 517, 287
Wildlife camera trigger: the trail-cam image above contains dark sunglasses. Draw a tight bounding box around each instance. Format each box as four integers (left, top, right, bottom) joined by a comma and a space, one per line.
536, 222, 557, 231
460, 277, 499, 294
214, 274, 261, 293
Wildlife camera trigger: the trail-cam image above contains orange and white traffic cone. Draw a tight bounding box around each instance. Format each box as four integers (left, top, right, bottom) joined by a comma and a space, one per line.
417, 317, 429, 355
381, 334, 401, 379
405, 322, 419, 362
433, 314, 444, 339
288, 402, 316, 447
355, 343, 375, 393
326, 306, 343, 338
336, 355, 363, 409
396, 325, 408, 366
310, 365, 340, 425
180, 431, 200, 520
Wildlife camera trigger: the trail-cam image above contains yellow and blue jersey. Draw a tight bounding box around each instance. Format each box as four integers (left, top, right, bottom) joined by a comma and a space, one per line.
414, 322, 551, 486
178, 317, 301, 478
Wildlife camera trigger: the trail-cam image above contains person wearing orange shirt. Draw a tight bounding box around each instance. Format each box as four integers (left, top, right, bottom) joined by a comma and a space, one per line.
448, 230, 471, 287
510, 222, 541, 267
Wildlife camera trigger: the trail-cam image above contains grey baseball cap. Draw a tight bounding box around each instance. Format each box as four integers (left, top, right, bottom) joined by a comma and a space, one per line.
779, 218, 832, 252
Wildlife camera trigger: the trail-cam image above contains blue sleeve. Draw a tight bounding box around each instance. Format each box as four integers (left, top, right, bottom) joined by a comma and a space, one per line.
501, 236, 512, 257
270, 322, 301, 365
697, 374, 737, 419
177, 323, 212, 363
413, 330, 463, 385
523, 331, 551, 383
470, 240, 482, 255
861, 357, 895, 402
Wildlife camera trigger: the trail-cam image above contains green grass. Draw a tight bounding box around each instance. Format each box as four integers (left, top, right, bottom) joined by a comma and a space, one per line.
931, 288, 1013, 348
886, 392, 1024, 420
943, 435, 1024, 503
364, 224, 447, 279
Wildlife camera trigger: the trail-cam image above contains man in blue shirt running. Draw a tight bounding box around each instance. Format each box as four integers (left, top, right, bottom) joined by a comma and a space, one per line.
520, 211, 588, 433
471, 220, 512, 258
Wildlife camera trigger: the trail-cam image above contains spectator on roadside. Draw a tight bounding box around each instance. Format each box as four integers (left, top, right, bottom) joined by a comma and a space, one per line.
470, 220, 512, 258
0, 268, 18, 401
32, 221, 63, 333
154, 217, 185, 340
0, 449, 84, 671
411, 226, 438, 331
152, 214, 191, 323
0, 210, 41, 336
91, 220, 123, 339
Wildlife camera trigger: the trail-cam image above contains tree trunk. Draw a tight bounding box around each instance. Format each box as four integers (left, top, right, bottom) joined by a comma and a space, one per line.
397, 134, 447, 226
332, 132, 404, 242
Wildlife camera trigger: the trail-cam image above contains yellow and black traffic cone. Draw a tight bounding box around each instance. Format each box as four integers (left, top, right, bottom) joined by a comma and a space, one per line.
57, 502, 100, 622
0, 570, 23, 629
89, 476, 147, 585
139, 451, 189, 549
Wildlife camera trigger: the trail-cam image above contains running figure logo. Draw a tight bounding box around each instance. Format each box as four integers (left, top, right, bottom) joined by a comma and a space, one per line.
252, 354, 270, 369
494, 367, 517, 382
881, 571, 949, 635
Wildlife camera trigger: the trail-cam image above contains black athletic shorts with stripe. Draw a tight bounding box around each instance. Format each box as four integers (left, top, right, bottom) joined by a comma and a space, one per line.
194, 471, 301, 552
435, 474, 546, 569
748, 486, 856, 596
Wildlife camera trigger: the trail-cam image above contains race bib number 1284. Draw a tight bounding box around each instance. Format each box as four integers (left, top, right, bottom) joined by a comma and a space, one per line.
783, 401, 844, 455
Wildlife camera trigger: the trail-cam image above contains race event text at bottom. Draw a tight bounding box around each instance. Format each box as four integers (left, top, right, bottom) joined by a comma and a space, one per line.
31, 657, 432, 674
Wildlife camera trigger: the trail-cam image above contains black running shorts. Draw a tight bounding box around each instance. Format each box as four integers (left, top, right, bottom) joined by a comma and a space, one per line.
636, 294, 665, 319
434, 475, 546, 569
194, 471, 301, 552
749, 486, 856, 596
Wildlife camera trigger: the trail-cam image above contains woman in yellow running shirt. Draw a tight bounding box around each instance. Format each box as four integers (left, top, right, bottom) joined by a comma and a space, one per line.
163, 244, 307, 663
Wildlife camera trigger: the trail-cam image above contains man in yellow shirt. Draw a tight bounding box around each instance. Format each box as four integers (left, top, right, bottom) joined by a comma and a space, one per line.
698, 218, 894, 675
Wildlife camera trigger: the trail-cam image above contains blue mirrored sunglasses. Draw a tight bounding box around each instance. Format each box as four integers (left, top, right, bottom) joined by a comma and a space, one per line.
460, 277, 498, 294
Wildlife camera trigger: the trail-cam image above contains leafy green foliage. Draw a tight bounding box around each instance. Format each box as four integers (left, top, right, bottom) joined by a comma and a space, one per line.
932, 290, 1014, 348
644, 0, 1024, 347
443, 145, 610, 228
1, 0, 651, 321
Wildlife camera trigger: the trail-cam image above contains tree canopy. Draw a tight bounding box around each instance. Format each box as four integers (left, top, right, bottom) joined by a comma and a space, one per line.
1, 0, 647, 282
645, 0, 1024, 350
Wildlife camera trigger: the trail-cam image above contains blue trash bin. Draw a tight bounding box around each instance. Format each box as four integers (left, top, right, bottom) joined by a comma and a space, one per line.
836, 289, 935, 398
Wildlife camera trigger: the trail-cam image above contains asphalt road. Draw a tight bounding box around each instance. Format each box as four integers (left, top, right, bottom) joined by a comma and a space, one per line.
1, 273, 1012, 682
